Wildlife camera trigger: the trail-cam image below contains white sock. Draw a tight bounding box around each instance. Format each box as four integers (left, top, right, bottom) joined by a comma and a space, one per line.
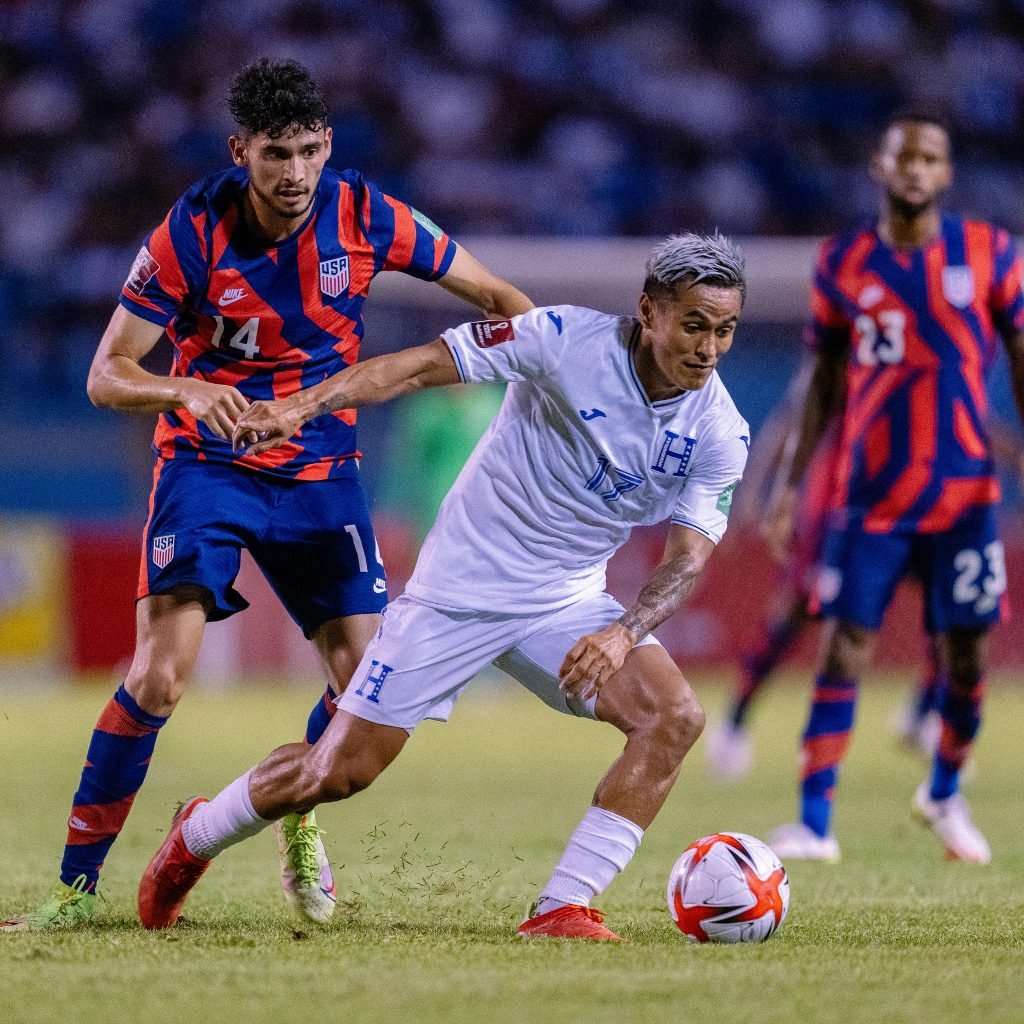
536, 806, 644, 912
182, 769, 271, 860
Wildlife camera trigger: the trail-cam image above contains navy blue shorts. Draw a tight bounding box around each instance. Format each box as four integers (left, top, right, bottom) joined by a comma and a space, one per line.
815, 506, 1006, 633
138, 459, 387, 637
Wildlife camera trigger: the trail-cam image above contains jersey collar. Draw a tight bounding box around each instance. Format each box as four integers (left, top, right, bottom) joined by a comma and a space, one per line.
625, 321, 690, 410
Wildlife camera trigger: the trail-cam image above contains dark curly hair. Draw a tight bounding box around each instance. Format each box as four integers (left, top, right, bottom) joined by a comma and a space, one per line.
228, 58, 328, 138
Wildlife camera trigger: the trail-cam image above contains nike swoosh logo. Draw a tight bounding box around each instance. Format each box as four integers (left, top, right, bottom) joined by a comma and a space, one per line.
546, 311, 563, 334
219, 294, 246, 306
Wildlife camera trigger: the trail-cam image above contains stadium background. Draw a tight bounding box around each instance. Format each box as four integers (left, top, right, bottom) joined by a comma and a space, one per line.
1, 0, 1022, 682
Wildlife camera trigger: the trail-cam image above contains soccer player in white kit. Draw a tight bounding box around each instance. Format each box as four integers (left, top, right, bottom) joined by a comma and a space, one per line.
138, 233, 750, 940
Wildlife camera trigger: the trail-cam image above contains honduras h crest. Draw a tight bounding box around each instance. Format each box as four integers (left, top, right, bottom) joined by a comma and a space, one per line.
319, 256, 350, 299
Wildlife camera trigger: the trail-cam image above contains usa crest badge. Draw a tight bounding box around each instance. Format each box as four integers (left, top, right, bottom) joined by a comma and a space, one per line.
319, 256, 350, 299
941, 266, 975, 309
152, 535, 175, 570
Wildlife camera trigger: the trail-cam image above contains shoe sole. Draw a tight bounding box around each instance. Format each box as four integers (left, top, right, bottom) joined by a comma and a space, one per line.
771, 849, 841, 864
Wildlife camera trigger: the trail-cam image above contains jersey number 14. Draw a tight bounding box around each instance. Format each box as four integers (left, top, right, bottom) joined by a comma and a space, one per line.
210, 316, 262, 359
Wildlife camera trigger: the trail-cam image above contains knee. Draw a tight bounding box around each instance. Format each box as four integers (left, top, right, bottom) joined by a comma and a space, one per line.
945, 628, 987, 686
824, 622, 874, 677
653, 693, 706, 762
124, 659, 188, 718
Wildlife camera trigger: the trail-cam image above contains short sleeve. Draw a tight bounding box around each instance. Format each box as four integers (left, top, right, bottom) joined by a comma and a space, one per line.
670, 413, 750, 544
357, 178, 457, 281
805, 238, 851, 353
118, 199, 207, 327
991, 228, 1024, 336
442, 306, 575, 385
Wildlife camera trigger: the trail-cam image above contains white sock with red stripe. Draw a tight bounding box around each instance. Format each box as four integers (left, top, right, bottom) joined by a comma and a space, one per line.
534, 806, 643, 915
182, 770, 271, 860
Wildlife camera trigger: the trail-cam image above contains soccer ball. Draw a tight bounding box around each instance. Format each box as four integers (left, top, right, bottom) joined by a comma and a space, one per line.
667, 832, 789, 943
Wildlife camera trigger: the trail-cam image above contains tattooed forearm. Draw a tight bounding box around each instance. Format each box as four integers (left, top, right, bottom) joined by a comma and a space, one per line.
314, 391, 349, 419
305, 340, 456, 422
617, 552, 704, 642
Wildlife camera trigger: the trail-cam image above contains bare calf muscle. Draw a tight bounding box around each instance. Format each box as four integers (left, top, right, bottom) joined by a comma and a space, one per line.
249, 713, 408, 819
594, 645, 706, 829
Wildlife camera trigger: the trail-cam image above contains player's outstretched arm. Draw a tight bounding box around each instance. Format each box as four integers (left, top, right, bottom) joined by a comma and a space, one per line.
764, 344, 846, 554
1002, 328, 1024, 444
437, 245, 534, 318
87, 305, 250, 440
988, 412, 1024, 486
558, 525, 716, 703
233, 338, 461, 455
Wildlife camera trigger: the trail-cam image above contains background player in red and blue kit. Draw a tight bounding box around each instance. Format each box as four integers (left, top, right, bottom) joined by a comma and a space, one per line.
705, 372, 1023, 781
766, 110, 1024, 864
1, 58, 532, 931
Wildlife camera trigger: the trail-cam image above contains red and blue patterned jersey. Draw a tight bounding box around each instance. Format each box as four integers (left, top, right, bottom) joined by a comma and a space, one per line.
807, 214, 1024, 534
119, 166, 457, 479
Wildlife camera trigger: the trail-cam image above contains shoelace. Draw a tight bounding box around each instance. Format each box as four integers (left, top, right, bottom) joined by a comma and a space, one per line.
54, 875, 92, 908
285, 824, 326, 885
29, 875, 92, 924
64, 875, 92, 900
578, 907, 606, 924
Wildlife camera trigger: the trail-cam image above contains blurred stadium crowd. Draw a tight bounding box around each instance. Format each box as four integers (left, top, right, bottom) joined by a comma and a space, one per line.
2, 0, 1024, 677
1, 0, 1023, 490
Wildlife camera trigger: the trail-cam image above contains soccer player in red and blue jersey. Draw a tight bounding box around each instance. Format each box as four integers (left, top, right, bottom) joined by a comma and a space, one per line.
1, 58, 531, 931
767, 110, 1024, 864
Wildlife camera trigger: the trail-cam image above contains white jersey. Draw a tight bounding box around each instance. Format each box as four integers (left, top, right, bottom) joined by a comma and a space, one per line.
404, 305, 750, 614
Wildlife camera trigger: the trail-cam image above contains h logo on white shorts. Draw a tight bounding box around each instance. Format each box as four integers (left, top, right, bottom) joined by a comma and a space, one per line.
355, 660, 392, 704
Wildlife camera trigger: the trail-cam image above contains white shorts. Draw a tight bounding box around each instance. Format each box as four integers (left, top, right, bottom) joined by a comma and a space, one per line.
336, 592, 661, 731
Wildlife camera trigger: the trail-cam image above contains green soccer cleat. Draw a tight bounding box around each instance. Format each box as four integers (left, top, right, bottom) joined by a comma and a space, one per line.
275, 811, 336, 924
1, 875, 96, 932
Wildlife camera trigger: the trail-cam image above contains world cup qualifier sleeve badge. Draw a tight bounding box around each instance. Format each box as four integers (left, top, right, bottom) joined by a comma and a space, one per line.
319, 256, 350, 299
124, 246, 160, 294
152, 535, 175, 570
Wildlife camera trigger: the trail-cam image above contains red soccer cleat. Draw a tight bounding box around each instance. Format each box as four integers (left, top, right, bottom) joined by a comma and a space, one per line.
138, 797, 211, 930
516, 903, 624, 941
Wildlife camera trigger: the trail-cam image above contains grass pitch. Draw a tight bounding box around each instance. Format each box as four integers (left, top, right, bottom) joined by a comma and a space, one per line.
1, 673, 1023, 1024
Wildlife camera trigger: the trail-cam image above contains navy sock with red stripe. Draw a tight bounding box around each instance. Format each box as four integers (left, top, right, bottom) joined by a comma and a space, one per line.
60, 685, 167, 891
911, 642, 945, 726
930, 675, 983, 800
304, 685, 338, 745
799, 674, 858, 838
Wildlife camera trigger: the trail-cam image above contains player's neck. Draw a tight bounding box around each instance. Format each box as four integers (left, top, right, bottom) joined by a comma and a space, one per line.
877, 204, 942, 250
241, 186, 303, 244
633, 342, 683, 403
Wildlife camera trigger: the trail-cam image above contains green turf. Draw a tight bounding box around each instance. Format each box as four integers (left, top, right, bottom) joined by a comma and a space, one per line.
1, 675, 1022, 1024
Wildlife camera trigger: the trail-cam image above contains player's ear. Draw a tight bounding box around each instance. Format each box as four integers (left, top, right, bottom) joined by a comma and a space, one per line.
868, 149, 887, 185
638, 291, 655, 330
323, 126, 333, 160
939, 160, 953, 192
228, 135, 248, 168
